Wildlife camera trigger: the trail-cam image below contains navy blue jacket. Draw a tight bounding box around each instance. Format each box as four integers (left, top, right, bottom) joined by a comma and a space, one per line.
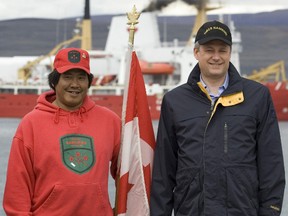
150, 63, 285, 216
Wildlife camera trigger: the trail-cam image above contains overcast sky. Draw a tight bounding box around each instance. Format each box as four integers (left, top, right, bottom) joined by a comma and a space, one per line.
0, 0, 288, 21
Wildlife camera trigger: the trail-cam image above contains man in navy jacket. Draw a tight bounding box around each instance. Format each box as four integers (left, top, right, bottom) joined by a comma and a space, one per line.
150, 20, 285, 216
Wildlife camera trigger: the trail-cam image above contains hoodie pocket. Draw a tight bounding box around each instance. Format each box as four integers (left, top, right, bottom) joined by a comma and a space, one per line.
34, 183, 112, 216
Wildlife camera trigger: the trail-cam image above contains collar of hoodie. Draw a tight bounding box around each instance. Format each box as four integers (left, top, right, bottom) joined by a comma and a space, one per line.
53, 106, 87, 126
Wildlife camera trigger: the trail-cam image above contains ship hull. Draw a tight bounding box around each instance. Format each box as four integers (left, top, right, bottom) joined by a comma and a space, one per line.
0, 93, 161, 120
265, 82, 288, 121
1, 82, 287, 121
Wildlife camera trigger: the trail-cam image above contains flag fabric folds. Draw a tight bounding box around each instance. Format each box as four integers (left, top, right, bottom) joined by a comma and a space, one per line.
115, 47, 156, 216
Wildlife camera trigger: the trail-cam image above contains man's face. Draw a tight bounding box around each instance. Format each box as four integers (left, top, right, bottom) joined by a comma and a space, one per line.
54, 69, 89, 111
194, 40, 231, 80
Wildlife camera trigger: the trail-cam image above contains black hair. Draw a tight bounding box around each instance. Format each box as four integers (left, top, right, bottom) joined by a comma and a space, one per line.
48, 69, 94, 91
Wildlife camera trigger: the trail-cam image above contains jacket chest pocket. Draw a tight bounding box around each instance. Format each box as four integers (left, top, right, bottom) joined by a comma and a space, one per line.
221, 116, 257, 163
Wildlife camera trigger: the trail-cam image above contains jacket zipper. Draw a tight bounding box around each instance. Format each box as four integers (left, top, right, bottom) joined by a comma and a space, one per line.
210, 100, 215, 112
203, 100, 215, 215
224, 122, 228, 153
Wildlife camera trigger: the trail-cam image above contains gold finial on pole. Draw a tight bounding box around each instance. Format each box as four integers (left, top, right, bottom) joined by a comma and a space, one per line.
127, 5, 141, 45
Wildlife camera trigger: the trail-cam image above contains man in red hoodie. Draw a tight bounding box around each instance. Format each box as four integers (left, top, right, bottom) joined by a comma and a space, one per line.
3, 48, 121, 215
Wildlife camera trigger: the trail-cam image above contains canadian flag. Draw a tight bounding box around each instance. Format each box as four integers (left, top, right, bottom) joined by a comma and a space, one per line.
115, 46, 156, 216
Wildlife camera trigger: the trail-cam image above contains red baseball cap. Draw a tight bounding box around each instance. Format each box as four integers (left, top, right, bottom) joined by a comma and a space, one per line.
53, 47, 90, 74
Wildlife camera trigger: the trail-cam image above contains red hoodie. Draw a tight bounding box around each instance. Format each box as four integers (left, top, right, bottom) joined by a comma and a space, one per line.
3, 91, 121, 216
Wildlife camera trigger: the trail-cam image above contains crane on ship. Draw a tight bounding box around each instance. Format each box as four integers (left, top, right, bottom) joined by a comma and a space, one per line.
18, 0, 92, 84
246, 60, 287, 82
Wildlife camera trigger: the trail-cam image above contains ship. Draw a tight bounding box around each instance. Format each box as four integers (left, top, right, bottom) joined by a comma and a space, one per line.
0, 0, 287, 121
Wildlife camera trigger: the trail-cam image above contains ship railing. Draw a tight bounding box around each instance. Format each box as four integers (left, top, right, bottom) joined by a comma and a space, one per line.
89, 84, 176, 96
0, 83, 176, 97
0, 84, 50, 95
89, 85, 124, 96
161, 40, 189, 48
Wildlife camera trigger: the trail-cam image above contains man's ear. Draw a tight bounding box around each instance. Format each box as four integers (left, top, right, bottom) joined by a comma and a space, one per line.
193, 48, 199, 60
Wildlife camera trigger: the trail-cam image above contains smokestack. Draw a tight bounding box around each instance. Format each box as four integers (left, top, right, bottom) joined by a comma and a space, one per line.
84, 0, 91, 20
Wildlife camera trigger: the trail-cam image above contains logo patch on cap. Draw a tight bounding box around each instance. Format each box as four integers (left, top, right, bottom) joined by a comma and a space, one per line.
204, 26, 228, 36
68, 50, 81, 63
54, 48, 91, 74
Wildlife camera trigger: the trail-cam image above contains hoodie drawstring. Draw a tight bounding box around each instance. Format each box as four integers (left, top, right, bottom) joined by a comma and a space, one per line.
53, 107, 61, 124
78, 106, 87, 122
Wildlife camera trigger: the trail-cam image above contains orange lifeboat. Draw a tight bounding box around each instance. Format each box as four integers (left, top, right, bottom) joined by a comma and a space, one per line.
139, 60, 174, 74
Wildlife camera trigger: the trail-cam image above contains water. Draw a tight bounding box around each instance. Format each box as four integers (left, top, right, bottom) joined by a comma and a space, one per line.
0, 118, 287, 215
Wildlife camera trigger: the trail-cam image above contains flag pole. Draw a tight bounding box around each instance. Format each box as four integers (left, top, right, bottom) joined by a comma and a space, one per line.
127, 5, 140, 46
114, 6, 141, 215
121, 6, 141, 125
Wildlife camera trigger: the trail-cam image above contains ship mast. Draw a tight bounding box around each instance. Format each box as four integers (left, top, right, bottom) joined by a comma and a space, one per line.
188, 0, 221, 45
17, 0, 92, 84
142, 0, 221, 45
81, 0, 92, 50
191, 0, 208, 38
